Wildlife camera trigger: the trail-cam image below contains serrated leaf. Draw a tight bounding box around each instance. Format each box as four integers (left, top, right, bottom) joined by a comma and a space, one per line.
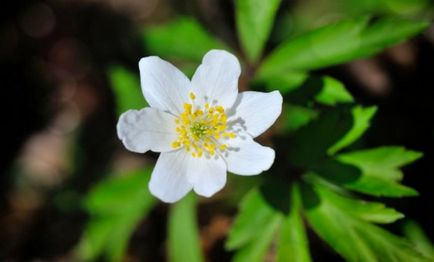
276, 184, 311, 262
328, 105, 377, 154
336, 146, 422, 197
309, 175, 404, 223
226, 189, 282, 262
168, 193, 204, 262
109, 66, 146, 116
142, 17, 226, 62
236, 0, 281, 63
302, 181, 427, 261
315, 77, 354, 105
257, 17, 428, 79
76, 168, 156, 262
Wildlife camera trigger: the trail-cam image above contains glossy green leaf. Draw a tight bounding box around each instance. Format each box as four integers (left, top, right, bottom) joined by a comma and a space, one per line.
109, 66, 146, 116
142, 17, 226, 62
328, 106, 377, 154
168, 193, 204, 262
336, 146, 422, 197
257, 17, 428, 79
302, 182, 427, 262
276, 184, 311, 262
315, 77, 354, 105
226, 189, 282, 262
236, 0, 281, 63
77, 168, 156, 262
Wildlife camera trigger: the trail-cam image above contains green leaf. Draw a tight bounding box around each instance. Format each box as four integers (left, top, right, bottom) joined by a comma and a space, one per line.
403, 220, 434, 258
76, 168, 156, 262
257, 17, 428, 79
226, 190, 282, 262
236, 0, 281, 63
276, 184, 312, 262
315, 77, 354, 105
302, 181, 427, 261
109, 66, 147, 116
265, 75, 353, 106
328, 106, 377, 154
282, 104, 318, 133
336, 146, 422, 197
264, 72, 308, 93
288, 107, 353, 167
168, 193, 204, 262
142, 17, 226, 62
307, 174, 404, 223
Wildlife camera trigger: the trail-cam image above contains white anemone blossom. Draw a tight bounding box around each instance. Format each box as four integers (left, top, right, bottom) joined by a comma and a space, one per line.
117, 50, 282, 203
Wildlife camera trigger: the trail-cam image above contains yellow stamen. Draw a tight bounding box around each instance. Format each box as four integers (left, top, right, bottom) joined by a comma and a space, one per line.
171, 92, 236, 158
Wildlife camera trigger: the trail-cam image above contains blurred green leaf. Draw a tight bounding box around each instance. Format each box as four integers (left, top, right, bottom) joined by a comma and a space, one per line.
257, 17, 428, 79
226, 189, 282, 262
168, 193, 204, 262
142, 17, 226, 62
336, 146, 422, 197
315, 77, 354, 106
264, 72, 308, 93
236, 0, 281, 63
77, 168, 156, 262
302, 181, 427, 261
109, 66, 147, 116
282, 104, 318, 133
403, 220, 434, 258
276, 184, 311, 262
329, 106, 377, 154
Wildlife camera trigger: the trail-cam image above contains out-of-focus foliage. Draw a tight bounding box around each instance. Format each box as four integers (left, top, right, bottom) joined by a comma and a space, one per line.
235, 0, 281, 63
109, 66, 146, 116
76, 168, 156, 262
77, 0, 431, 260
142, 17, 226, 62
168, 194, 204, 262
257, 17, 428, 81
404, 221, 434, 258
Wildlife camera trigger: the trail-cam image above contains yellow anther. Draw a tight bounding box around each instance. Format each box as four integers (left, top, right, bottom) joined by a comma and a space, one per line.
172, 99, 236, 158
189, 92, 196, 100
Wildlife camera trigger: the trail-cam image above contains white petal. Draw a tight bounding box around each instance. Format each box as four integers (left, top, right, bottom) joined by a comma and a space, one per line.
191, 50, 241, 109
117, 108, 177, 153
228, 91, 282, 138
223, 133, 275, 176
187, 155, 227, 197
139, 56, 190, 115
149, 150, 192, 203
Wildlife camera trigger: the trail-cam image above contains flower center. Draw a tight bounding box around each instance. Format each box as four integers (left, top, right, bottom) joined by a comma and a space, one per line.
171, 92, 236, 158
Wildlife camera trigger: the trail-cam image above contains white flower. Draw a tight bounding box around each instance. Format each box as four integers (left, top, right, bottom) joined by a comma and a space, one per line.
117, 50, 282, 203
